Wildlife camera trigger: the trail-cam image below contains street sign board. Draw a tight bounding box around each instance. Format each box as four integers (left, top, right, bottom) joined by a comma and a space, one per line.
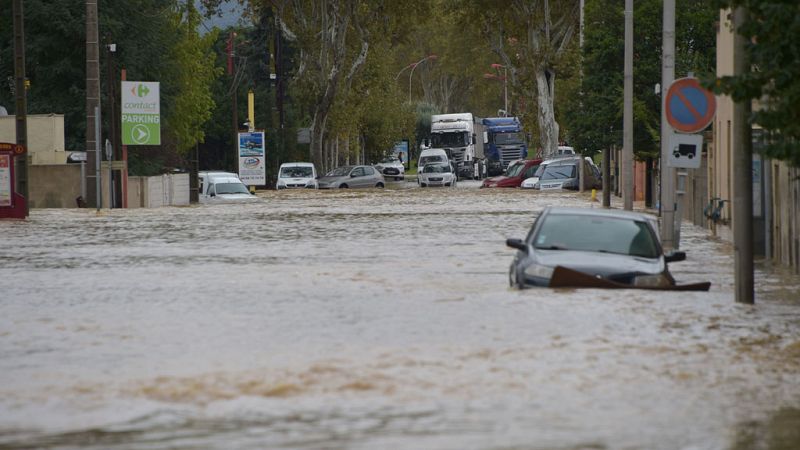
665, 77, 716, 133
238, 131, 266, 185
0, 143, 27, 218
121, 81, 161, 146
667, 131, 703, 169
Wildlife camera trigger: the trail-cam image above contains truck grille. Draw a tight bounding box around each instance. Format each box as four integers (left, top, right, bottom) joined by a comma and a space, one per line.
501, 147, 522, 166
449, 148, 466, 163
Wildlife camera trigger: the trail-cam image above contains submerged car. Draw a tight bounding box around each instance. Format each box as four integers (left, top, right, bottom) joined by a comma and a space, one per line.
317, 165, 385, 189
198, 171, 258, 203
374, 156, 405, 181
277, 162, 318, 189
481, 158, 542, 188
418, 162, 457, 187
506, 207, 699, 289
521, 157, 600, 190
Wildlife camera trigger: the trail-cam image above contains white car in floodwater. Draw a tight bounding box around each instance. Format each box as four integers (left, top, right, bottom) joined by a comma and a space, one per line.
198, 171, 258, 203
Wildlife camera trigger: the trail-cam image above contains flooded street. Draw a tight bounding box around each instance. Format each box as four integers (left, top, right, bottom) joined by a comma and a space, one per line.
1, 183, 799, 449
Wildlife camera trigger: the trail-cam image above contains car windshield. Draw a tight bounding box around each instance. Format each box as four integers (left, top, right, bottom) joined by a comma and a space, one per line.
280, 166, 313, 178
431, 132, 468, 148
423, 163, 451, 173
420, 155, 445, 166
540, 164, 576, 180
326, 166, 352, 177
533, 213, 659, 258
493, 132, 524, 145
506, 162, 525, 177
380, 157, 400, 164
533, 164, 546, 177
215, 182, 250, 195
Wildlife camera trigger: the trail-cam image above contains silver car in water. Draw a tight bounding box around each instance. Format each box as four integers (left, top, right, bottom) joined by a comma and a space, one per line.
507, 207, 686, 288
317, 165, 385, 189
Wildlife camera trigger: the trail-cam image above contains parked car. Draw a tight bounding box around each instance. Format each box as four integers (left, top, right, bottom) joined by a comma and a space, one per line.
276, 162, 318, 189
481, 158, 542, 188
506, 206, 689, 289
521, 157, 601, 190
317, 165, 385, 189
374, 156, 405, 181
198, 171, 258, 203
418, 162, 457, 187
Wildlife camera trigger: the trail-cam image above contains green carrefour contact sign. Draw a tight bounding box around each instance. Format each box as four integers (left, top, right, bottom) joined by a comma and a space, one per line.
121, 81, 160, 145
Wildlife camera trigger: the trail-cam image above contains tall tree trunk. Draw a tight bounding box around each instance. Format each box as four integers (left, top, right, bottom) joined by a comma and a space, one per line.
535, 66, 560, 156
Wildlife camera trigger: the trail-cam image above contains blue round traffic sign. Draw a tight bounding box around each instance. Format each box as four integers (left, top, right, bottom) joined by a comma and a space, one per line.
665, 77, 716, 133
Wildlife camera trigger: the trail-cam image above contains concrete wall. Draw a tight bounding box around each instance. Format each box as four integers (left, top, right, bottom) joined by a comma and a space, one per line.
0, 114, 68, 165
29, 164, 82, 208
127, 174, 190, 208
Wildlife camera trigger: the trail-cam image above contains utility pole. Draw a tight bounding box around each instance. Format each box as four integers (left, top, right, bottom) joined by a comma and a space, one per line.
228, 31, 238, 172
660, 0, 676, 249
603, 144, 611, 207
622, 0, 634, 211
12, 0, 28, 217
732, 7, 754, 304
275, 20, 285, 160
86, 0, 101, 208
106, 40, 117, 208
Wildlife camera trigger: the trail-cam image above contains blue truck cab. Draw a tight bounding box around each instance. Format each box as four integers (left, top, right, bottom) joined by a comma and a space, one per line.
482, 117, 528, 177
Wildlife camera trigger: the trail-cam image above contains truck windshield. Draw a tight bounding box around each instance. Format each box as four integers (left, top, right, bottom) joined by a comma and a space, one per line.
431, 132, 468, 148
493, 132, 524, 145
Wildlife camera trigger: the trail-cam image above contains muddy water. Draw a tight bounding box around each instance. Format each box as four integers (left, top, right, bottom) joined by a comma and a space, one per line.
1, 183, 799, 449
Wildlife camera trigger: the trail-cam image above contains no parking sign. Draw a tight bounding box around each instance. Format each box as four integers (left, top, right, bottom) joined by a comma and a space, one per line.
665, 77, 716, 134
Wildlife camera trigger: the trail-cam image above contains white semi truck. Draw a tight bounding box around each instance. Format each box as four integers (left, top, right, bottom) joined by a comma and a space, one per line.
429, 113, 486, 179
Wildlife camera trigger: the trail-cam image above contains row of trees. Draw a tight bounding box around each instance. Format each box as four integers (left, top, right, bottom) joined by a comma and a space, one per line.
1, 0, 796, 176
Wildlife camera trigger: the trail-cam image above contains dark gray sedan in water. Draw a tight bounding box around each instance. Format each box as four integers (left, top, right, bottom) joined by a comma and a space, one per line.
317, 165, 385, 189
506, 206, 698, 289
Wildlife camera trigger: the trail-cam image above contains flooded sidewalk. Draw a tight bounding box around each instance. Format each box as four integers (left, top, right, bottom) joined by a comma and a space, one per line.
1, 186, 799, 449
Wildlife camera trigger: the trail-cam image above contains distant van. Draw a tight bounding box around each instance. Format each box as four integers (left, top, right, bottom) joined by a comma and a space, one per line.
417, 148, 450, 170
277, 162, 318, 189
198, 171, 257, 203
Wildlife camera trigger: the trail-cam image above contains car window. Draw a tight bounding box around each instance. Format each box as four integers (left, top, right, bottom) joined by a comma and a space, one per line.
281, 166, 314, 178
506, 162, 525, 177
215, 182, 250, 195
524, 165, 539, 178
533, 213, 659, 258
363, 166, 375, 176
420, 155, 444, 166
327, 166, 351, 177
351, 167, 365, 177
540, 164, 576, 180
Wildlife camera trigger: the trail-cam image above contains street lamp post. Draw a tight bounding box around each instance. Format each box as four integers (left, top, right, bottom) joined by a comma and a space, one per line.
484, 64, 508, 115
395, 54, 437, 102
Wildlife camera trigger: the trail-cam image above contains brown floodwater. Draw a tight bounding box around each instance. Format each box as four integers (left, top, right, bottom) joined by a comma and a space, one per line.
1, 182, 799, 449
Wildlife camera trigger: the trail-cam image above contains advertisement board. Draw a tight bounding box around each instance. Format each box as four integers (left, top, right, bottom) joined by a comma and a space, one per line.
0, 154, 10, 207
238, 131, 266, 185
121, 81, 161, 146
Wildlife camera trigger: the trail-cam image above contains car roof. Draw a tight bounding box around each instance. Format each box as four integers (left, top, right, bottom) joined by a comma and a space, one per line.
280, 162, 314, 167
543, 206, 656, 222
540, 156, 582, 165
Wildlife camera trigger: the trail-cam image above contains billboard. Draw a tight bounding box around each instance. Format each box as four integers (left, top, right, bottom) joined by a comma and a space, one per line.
121, 81, 161, 146
238, 131, 266, 185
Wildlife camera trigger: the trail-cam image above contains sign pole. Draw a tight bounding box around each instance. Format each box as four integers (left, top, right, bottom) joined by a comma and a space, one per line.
12, 0, 28, 217
95, 106, 102, 211
660, 0, 676, 248
622, 0, 634, 211
732, 7, 754, 304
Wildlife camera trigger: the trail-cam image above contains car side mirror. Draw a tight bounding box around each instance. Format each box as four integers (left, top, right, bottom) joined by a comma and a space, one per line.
506, 238, 528, 253
665, 251, 686, 263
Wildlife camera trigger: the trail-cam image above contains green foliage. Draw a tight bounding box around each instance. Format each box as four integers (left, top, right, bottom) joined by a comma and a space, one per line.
0, 0, 222, 174
713, 1, 800, 167
565, 0, 716, 159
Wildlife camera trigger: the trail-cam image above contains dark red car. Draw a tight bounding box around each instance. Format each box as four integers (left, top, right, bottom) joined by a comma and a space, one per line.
481, 158, 543, 188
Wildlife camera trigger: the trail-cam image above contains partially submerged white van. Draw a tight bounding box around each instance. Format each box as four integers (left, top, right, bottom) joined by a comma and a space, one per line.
198, 171, 257, 203
276, 162, 318, 189
417, 148, 450, 170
